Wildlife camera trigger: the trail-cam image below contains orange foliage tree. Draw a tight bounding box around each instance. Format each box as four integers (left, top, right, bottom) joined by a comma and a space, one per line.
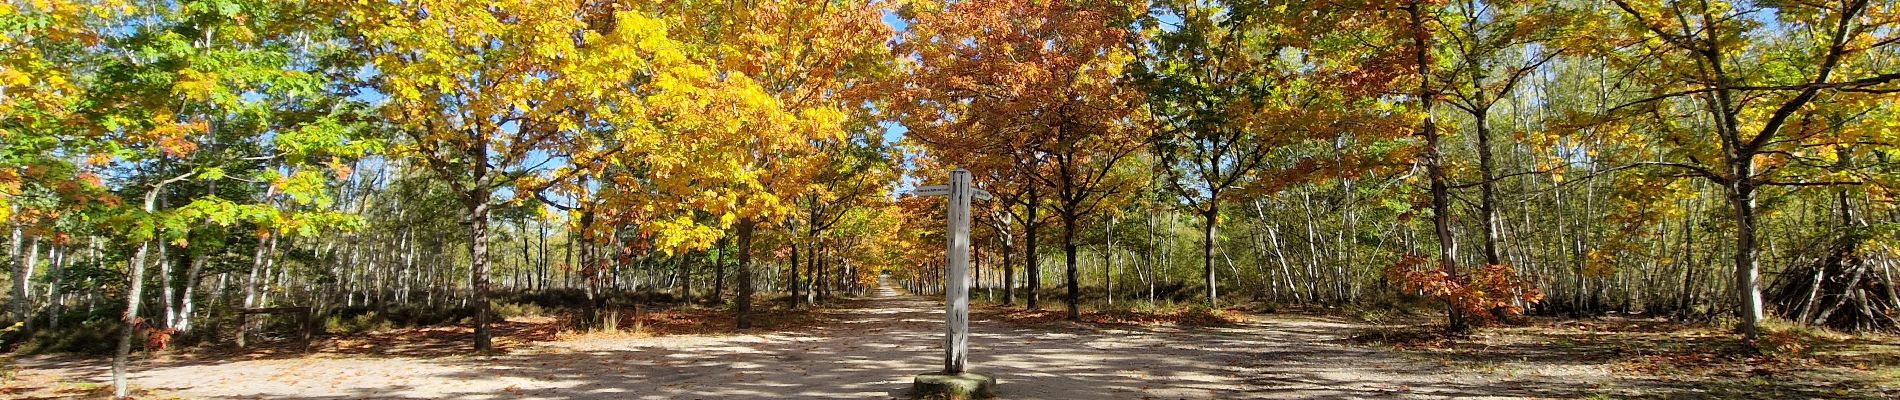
893, 0, 1147, 320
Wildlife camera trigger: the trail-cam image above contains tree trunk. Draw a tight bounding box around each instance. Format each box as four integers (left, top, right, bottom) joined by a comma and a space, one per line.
1409, 0, 1465, 333
789, 241, 802, 307
712, 236, 727, 304
468, 198, 494, 352
1002, 212, 1015, 305
974, 239, 983, 300
245, 235, 271, 310
1201, 207, 1218, 305
580, 208, 603, 330
115, 183, 172, 398
735, 219, 756, 329
114, 239, 153, 399
818, 244, 831, 300
1103, 215, 1112, 306
1266, 222, 1300, 304
1063, 211, 1081, 321
46, 245, 65, 329
817, 245, 828, 301
521, 220, 535, 292
21, 238, 38, 310
1729, 176, 1764, 340
174, 175, 212, 332
678, 247, 693, 304
539, 219, 550, 291
1024, 187, 1041, 310
1145, 212, 1158, 303
1676, 196, 1698, 321
1475, 104, 1503, 267
175, 251, 207, 332
8, 203, 25, 325
1162, 215, 1175, 298
159, 239, 175, 329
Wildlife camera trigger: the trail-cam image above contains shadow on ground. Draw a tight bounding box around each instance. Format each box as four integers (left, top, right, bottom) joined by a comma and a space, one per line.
16, 286, 1886, 399
1345, 319, 1900, 400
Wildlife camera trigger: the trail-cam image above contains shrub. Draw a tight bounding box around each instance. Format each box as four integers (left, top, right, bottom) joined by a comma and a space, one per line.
1388, 255, 1544, 325
14, 320, 121, 355
491, 301, 546, 319
324, 311, 395, 334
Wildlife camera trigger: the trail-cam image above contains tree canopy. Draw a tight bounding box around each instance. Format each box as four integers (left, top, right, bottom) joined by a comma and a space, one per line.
2, 1, 1898, 397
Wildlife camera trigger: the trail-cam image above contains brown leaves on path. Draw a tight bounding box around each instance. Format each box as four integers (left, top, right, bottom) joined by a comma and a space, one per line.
972, 304, 1245, 328
1347, 316, 1900, 399
556, 304, 832, 341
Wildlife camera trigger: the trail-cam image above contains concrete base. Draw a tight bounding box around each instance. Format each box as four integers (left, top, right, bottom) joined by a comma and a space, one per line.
912, 371, 997, 399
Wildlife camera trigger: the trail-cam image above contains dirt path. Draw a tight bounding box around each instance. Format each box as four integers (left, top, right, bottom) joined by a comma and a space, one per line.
9, 285, 1602, 399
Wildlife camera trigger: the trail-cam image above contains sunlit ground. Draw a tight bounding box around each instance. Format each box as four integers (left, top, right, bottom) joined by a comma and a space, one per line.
6, 286, 1897, 399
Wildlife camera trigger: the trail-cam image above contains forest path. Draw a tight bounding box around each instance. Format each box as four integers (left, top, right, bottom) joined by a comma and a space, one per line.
9, 284, 1595, 399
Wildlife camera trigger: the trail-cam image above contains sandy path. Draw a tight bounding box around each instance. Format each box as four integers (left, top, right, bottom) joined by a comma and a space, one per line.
10, 285, 1600, 399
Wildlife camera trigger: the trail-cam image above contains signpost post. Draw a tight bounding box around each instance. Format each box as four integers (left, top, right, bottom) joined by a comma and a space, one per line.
911, 169, 998, 399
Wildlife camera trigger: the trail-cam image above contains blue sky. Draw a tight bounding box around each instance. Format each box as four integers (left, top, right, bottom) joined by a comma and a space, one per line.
880, 10, 913, 147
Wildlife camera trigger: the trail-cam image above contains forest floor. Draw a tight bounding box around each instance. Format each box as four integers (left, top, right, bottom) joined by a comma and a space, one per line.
4, 286, 1898, 399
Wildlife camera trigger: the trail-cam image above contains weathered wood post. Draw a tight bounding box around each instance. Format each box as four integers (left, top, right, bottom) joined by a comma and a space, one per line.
912, 169, 997, 399
944, 169, 973, 373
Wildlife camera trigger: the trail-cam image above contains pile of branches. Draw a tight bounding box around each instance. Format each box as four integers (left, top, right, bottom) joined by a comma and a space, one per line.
1768, 234, 1900, 333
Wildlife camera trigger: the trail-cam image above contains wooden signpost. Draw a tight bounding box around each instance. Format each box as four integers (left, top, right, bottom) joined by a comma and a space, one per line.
911, 169, 998, 398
